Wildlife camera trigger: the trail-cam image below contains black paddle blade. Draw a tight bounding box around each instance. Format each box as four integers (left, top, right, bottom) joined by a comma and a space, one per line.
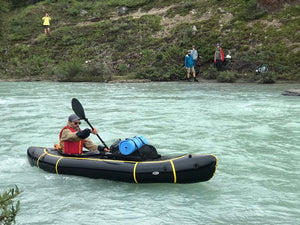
71, 98, 86, 119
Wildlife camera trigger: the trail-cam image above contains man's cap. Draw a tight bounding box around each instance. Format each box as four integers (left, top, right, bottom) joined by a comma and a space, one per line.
216, 43, 220, 46
68, 114, 80, 122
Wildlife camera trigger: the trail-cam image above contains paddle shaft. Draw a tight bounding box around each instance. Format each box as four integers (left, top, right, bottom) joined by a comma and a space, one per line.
84, 118, 109, 149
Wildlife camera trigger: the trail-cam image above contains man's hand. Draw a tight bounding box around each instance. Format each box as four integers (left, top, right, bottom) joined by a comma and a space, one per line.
91, 128, 98, 135
103, 148, 110, 152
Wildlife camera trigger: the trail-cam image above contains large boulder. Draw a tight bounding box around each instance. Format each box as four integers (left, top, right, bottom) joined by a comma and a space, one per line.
282, 89, 300, 96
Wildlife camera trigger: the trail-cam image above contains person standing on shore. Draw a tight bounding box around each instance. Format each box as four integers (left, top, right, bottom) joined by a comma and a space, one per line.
185, 50, 198, 82
214, 43, 224, 71
191, 45, 198, 72
42, 13, 51, 34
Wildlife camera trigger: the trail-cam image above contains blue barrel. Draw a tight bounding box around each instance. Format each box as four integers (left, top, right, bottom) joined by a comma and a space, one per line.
119, 136, 148, 155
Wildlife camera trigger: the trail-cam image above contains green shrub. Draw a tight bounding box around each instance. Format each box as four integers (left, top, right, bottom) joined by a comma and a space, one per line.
106, 0, 150, 8
137, 66, 160, 81
257, 71, 275, 84
164, 64, 186, 81
83, 62, 112, 82
117, 63, 128, 76
54, 60, 113, 82
83, 62, 102, 77
217, 70, 238, 83
140, 49, 155, 66
139, 15, 162, 32
25, 55, 49, 76
0, 186, 21, 225
166, 2, 196, 18
55, 61, 83, 81
202, 66, 218, 80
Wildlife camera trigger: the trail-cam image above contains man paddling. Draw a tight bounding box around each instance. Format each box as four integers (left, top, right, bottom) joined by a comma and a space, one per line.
58, 114, 110, 155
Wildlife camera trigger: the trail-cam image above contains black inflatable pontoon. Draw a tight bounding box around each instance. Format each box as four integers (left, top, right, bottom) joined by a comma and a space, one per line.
27, 147, 217, 184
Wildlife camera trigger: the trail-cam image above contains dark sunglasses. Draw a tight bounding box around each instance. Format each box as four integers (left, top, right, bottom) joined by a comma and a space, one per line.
74, 121, 81, 125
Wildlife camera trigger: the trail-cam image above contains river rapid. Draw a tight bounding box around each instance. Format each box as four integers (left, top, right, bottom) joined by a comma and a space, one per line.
0, 81, 299, 225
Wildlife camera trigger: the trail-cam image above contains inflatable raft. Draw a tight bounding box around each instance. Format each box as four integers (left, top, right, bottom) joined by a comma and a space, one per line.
27, 146, 217, 184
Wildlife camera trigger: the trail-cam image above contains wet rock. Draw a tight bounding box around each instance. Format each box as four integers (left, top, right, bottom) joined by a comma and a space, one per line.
282, 89, 300, 96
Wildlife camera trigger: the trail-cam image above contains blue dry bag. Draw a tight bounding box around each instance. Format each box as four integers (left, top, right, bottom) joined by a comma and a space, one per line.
118, 136, 148, 155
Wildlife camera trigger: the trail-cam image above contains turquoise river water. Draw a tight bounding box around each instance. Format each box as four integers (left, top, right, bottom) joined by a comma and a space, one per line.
0, 81, 299, 225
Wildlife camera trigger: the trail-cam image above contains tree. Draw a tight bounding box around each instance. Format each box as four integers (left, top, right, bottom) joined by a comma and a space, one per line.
0, 186, 21, 225
0, 0, 10, 49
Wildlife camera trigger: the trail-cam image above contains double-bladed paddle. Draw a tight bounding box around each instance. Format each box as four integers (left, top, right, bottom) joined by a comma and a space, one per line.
71, 98, 109, 149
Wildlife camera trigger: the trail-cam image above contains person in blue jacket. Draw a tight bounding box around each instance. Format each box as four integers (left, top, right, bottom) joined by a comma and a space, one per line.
185, 50, 198, 82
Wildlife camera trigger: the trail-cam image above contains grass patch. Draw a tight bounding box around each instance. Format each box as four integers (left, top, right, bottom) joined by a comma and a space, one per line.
0, 0, 299, 82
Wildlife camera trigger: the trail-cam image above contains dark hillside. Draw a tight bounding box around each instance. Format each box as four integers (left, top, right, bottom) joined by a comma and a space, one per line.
0, 0, 299, 82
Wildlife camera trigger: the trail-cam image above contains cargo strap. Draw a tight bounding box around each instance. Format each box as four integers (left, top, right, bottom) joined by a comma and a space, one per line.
131, 136, 146, 150
136, 136, 146, 145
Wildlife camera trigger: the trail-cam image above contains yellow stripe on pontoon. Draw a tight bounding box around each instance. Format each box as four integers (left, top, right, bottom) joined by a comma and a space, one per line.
133, 162, 138, 183
55, 157, 63, 174
39, 151, 214, 165
44, 151, 188, 163
170, 160, 177, 183
37, 149, 48, 168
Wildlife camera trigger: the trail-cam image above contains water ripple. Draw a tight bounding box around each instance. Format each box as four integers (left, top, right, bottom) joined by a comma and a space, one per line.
0, 82, 299, 225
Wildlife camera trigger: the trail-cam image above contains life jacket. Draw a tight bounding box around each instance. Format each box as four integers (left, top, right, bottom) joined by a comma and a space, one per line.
59, 126, 84, 155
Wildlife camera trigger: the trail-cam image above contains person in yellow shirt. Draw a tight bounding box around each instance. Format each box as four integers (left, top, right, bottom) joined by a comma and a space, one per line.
42, 13, 51, 34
